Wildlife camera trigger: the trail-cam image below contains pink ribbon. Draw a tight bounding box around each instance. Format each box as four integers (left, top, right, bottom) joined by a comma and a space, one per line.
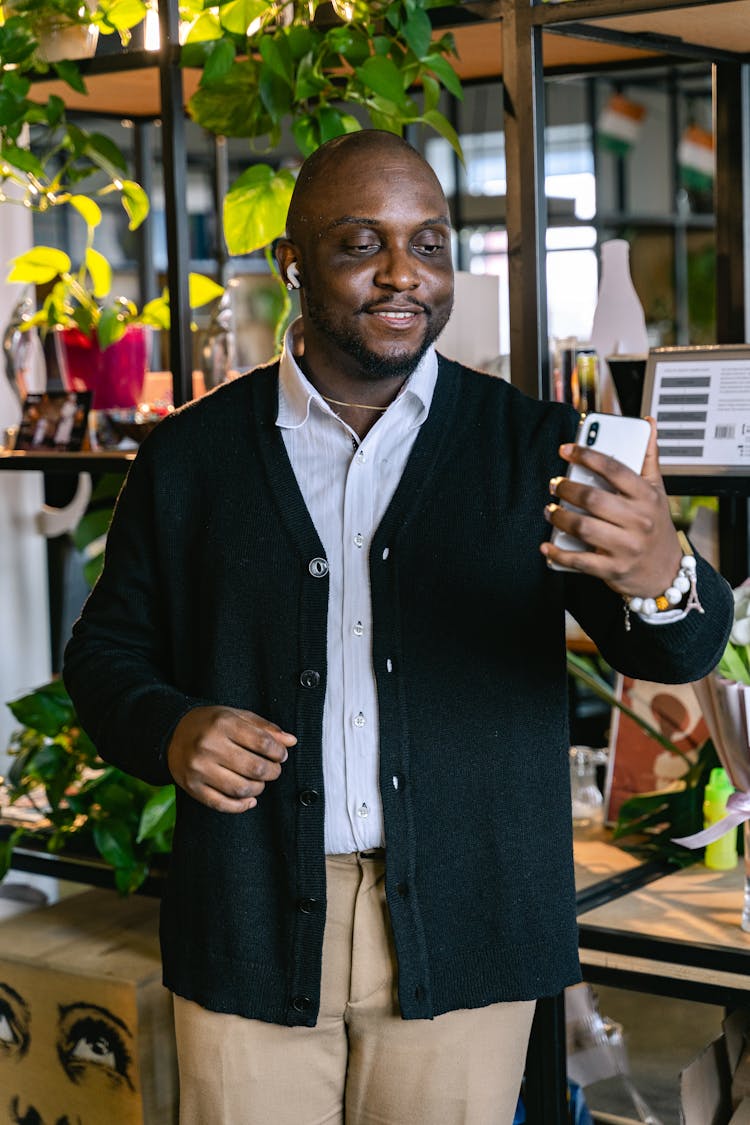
672, 790, 750, 849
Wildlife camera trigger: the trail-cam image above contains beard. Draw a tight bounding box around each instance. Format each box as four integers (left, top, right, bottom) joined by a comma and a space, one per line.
304, 293, 453, 381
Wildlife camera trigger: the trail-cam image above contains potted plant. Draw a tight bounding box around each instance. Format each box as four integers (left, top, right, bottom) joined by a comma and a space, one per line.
7, 202, 224, 407
1, 0, 146, 62
1, 678, 175, 893
180, 0, 464, 260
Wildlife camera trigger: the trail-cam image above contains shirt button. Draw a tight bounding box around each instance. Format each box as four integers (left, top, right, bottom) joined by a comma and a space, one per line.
356, 802, 369, 819
356, 449, 366, 462
297, 897, 318, 914
292, 995, 312, 1013
353, 712, 366, 728
353, 621, 364, 637
354, 533, 364, 548
309, 557, 328, 577
298, 789, 319, 807
299, 669, 320, 689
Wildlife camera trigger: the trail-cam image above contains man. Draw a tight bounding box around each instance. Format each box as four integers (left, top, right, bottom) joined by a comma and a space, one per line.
64, 130, 732, 1125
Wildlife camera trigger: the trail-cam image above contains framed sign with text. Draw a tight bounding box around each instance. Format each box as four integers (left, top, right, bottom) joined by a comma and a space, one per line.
642, 345, 750, 476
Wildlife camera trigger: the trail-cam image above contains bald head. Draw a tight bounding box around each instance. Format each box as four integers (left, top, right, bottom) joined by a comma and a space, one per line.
285, 130, 447, 245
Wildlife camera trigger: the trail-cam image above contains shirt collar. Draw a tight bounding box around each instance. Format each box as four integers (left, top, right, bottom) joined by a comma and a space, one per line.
276, 317, 438, 432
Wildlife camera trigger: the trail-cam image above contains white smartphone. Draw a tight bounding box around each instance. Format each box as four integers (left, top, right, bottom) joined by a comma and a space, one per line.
547, 412, 651, 570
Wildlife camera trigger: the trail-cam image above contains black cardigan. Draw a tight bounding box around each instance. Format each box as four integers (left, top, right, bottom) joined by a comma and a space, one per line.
64, 356, 733, 1026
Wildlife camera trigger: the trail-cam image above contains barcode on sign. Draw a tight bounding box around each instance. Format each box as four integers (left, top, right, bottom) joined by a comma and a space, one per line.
714, 424, 736, 439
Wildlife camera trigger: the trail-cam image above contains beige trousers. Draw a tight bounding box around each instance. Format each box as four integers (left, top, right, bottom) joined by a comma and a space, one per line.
173, 853, 535, 1125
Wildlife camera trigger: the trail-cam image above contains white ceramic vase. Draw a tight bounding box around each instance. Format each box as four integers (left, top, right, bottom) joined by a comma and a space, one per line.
589, 239, 649, 414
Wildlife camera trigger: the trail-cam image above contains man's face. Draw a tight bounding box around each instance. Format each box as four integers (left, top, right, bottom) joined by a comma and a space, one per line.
294, 149, 454, 382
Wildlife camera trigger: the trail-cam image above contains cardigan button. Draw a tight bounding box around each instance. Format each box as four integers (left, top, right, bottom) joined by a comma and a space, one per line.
299, 789, 319, 807
297, 897, 318, 914
300, 669, 320, 689
292, 995, 312, 1013
309, 557, 329, 578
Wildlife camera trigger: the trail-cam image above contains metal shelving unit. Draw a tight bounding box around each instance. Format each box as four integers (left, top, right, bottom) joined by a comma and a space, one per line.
8, 5, 750, 1121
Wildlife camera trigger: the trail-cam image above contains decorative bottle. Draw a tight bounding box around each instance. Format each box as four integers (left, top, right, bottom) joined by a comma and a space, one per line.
703, 768, 737, 872
589, 239, 649, 414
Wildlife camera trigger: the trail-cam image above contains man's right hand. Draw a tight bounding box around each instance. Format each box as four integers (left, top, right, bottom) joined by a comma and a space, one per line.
167, 706, 297, 813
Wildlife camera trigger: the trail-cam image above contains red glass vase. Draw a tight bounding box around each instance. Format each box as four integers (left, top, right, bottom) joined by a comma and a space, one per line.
55, 325, 149, 410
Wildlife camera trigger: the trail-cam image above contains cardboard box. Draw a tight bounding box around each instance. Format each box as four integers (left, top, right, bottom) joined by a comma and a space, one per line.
0, 887, 177, 1124
681, 1010, 750, 1125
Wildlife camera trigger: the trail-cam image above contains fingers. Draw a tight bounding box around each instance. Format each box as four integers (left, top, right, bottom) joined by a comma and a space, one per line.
167, 705, 297, 814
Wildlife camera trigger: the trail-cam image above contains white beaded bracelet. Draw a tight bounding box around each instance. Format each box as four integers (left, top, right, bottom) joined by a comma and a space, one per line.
623, 533, 704, 631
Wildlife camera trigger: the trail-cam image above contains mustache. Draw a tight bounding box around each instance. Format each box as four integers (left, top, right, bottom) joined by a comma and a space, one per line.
358, 297, 431, 315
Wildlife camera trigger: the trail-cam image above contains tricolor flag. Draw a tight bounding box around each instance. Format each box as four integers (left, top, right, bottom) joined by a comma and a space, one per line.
678, 124, 714, 191
597, 93, 647, 155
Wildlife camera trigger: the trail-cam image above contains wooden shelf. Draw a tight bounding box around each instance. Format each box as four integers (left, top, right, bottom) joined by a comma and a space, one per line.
0, 450, 135, 472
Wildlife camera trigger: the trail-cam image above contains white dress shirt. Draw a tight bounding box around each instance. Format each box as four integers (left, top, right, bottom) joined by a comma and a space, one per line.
276, 320, 438, 854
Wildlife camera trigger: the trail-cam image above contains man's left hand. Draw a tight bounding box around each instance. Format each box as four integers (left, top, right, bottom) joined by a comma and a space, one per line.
540, 417, 682, 598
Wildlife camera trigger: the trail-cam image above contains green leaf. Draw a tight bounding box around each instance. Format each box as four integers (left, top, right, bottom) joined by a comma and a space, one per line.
286, 24, 314, 60
188, 272, 224, 309
7, 680, 76, 738
98, 0, 147, 31
45, 94, 66, 125
86, 131, 128, 173
356, 55, 408, 107
718, 644, 750, 685
185, 10, 223, 42
115, 861, 149, 894
259, 34, 293, 84
316, 104, 359, 144
292, 113, 318, 158
219, 0, 268, 36
97, 306, 130, 349
2, 71, 31, 99
120, 180, 150, 231
70, 193, 102, 230
420, 108, 463, 161
325, 24, 370, 65
223, 164, 295, 256
52, 59, 87, 96
137, 785, 176, 842
401, 6, 432, 60
0, 144, 44, 178
71, 507, 113, 554
424, 51, 463, 100
93, 818, 136, 869
187, 61, 264, 138
202, 36, 236, 84
0, 829, 25, 882
421, 73, 441, 114
85, 247, 112, 300
7, 246, 71, 285
140, 294, 171, 330
259, 65, 292, 124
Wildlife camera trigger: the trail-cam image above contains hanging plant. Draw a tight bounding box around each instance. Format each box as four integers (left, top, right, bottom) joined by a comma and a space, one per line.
181, 0, 463, 257
0, 0, 149, 227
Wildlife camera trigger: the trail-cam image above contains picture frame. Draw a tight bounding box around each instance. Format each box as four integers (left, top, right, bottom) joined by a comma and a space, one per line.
642, 344, 750, 476
604, 674, 710, 823
15, 391, 92, 453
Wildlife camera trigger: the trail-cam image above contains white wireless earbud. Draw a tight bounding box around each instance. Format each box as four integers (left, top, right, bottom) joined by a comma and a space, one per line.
287, 263, 301, 290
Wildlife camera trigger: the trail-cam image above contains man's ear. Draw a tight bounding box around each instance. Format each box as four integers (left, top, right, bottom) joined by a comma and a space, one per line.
276, 240, 302, 290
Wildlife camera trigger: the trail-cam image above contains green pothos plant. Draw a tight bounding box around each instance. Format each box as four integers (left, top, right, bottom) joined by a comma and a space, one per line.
567, 650, 721, 867
1, 679, 175, 893
0, 472, 174, 895
180, 0, 463, 265
0, 0, 149, 239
